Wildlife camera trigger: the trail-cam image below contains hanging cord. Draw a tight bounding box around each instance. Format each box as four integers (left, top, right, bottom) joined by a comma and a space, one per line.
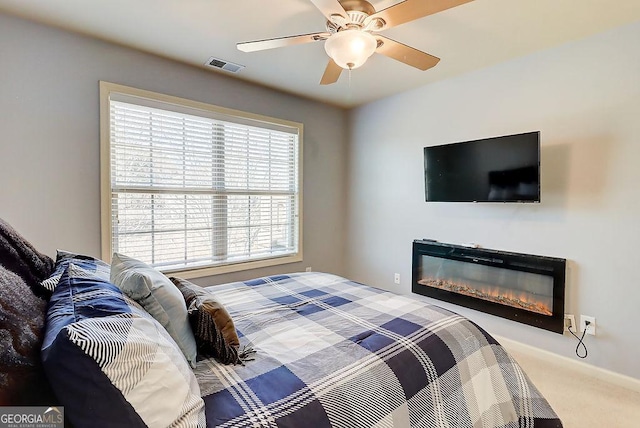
568, 321, 590, 359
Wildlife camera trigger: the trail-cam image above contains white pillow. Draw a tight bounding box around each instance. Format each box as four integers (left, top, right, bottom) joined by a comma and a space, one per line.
110, 253, 197, 368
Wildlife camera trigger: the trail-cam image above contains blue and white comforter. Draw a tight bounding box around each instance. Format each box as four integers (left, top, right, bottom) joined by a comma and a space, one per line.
195, 272, 561, 428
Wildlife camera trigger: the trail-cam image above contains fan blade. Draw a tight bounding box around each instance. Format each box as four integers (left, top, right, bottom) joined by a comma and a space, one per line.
368, 0, 473, 30
238, 32, 330, 52
320, 59, 342, 85
375, 36, 440, 70
309, 0, 348, 22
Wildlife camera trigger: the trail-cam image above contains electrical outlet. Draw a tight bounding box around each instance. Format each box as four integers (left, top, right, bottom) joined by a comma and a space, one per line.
394, 273, 400, 284
305, 266, 312, 272
564, 314, 576, 333
580, 315, 596, 335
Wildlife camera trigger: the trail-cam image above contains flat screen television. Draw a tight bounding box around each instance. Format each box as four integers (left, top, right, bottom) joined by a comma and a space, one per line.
424, 131, 540, 203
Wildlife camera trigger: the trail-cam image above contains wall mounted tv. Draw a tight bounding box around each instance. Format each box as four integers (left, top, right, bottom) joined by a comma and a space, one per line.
424, 131, 540, 203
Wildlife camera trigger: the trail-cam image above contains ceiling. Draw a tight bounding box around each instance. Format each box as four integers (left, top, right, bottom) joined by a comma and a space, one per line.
1, 0, 639, 108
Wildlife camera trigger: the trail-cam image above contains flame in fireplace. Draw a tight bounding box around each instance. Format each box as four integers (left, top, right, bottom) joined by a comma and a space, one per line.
418, 278, 553, 316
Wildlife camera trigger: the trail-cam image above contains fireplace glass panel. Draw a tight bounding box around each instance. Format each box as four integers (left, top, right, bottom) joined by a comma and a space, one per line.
418, 255, 554, 316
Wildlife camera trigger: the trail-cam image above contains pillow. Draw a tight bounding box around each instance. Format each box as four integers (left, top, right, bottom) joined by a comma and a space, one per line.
170, 277, 241, 365
42, 264, 205, 428
40, 250, 110, 292
0, 217, 56, 405
110, 253, 197, 368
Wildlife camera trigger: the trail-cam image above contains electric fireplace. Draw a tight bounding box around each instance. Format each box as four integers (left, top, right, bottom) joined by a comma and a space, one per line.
412, 240, 566, 334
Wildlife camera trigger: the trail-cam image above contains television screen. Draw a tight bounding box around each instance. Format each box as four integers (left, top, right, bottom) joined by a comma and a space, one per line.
424, 131, 540, 202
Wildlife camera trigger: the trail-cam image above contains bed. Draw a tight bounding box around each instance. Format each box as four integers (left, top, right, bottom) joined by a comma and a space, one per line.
0, 218, 562, 427
195, 272, 561, 427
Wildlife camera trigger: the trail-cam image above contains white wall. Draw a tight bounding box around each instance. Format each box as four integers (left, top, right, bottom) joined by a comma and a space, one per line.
346, 22, 640, 379
0, 13, 348, 285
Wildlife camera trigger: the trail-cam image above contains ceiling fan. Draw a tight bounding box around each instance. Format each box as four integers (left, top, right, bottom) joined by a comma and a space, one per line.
237, 0, 473, 85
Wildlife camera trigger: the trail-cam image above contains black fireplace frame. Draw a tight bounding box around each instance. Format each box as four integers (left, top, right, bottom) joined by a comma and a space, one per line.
411, 240, 566, 334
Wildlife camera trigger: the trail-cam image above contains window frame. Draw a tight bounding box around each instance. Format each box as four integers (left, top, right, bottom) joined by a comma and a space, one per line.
99, 81, 303, 278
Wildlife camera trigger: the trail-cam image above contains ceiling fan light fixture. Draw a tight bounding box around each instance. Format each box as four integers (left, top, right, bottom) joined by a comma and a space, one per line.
324, 29, 377, 70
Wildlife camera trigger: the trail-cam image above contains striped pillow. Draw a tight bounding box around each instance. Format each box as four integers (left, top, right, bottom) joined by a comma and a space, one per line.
40, 250, 110, 292
42, 264, 205, 428
170, 277, 241, 365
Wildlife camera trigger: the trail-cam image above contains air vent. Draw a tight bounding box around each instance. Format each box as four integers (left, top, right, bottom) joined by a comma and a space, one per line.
205, 57, 245, 73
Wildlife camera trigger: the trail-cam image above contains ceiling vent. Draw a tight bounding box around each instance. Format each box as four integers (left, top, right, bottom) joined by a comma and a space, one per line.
205, 57, 245, 73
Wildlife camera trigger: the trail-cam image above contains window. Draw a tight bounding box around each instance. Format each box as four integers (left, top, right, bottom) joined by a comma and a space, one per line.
100, 82, 302, 276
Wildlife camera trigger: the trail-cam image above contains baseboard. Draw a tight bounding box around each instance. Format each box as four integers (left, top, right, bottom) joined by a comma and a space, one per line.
493, 334, 640, 394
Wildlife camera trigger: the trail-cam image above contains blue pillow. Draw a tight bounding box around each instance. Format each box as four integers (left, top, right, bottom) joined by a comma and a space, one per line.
110, 253, 198, 368
42, 264, 205, 428
40, 250, 110, 292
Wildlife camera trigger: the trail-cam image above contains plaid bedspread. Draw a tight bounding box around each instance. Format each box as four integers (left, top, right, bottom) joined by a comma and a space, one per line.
195, 272, 562, 428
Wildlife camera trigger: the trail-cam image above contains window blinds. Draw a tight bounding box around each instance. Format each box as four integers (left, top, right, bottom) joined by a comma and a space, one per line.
109, 99, 300, 271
